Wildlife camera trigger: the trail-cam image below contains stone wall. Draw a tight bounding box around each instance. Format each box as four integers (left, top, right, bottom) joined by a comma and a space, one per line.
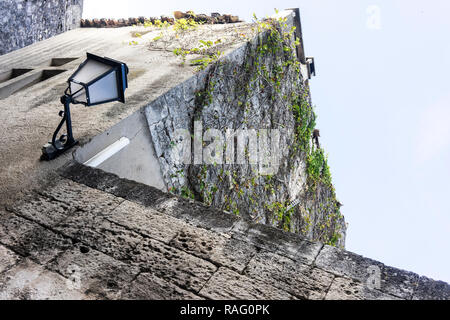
1, 159, 439, 300
143, 12, 347, 247
0, 0, 83, 56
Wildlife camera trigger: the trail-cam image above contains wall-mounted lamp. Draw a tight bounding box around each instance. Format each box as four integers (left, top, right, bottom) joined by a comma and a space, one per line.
42, 53, 129, 160
306, 57, 316, 78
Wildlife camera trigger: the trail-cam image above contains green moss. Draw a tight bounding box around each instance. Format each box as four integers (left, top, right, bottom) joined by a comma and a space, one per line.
291, 91, 316, 154
307, 148, 332, 187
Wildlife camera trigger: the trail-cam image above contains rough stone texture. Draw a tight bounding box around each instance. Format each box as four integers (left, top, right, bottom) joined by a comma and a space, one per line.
233, 221, 323, 264
46, 245, 140, 299
59, 161, 241, 234
199, 267, 296, 300
138, 10, 346, 246
325, 277, 400, 300
169, 227, 258, 273
103, 200, 188, 244
412, 276, 450, 300
0, 245, 21, 274
131, 237, 217, 293
54, 211, 144, 261
0, 210, 73, 265
12, 179, 122, 228
7, 226, 73, 265
38, 179, 123, 215
12, 194, 75, 227
0, 0, 83, 55
120, 272, 203, 300
0, 169, 448, 300
0, 259, 86, 299
244, 250, 334, 299
315, 245, 420, 299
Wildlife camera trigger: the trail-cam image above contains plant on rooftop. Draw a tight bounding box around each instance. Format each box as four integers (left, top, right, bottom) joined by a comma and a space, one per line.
173, 39, 224, 70
173, 17, 201, 32
145, 13, 202, 52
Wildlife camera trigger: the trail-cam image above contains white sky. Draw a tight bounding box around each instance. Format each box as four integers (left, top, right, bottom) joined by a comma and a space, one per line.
84, 0, 450, 283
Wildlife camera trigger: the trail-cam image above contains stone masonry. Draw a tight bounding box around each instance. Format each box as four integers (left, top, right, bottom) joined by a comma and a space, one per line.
0, 0, 83, 55
141, 10, 347, 247
0, 160, 448, 300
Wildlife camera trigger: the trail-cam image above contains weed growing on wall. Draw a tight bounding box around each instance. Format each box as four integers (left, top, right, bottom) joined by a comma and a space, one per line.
161, 10, 345, 246
173, 39, 224, 70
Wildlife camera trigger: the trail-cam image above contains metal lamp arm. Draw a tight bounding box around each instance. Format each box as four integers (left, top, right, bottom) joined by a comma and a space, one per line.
41, 94, 78, 160
51, 95, 76, 150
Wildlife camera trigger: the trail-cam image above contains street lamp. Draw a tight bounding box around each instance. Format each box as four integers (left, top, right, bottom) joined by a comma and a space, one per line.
42, 52, 129, 160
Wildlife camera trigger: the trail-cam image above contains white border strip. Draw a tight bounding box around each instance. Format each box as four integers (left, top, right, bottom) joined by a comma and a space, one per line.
83, 137, 130, 168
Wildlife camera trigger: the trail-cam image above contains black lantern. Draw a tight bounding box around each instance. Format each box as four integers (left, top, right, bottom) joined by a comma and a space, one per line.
42, 53, 129, 160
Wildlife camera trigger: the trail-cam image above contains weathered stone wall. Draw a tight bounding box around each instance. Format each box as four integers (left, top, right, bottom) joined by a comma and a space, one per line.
0, 0, 83, 55
0, 160, 443, 300
144, 12, 346, 247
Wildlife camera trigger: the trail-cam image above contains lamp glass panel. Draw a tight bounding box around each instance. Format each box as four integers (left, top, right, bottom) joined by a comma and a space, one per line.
69, 58, 116, 104
88, 71, 119, 104
72, 59, 112, 83
72, 90, 87, 103
70, 82, 86, 103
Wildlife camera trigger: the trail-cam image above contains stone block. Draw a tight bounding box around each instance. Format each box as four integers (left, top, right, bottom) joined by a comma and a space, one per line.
0, 211, 72, 264
121, 272, 203, 300
0, 210, 37, 248
0, 0, 83, 55
37, 179, 123, 217
199, 267, 295, 300
47, 245, 140, 299
12, 193, 74, 227
131, 237, 217, 292
412, 276, 450, 300
325, 277, 401, 300
54, 212, 144, 261
315, 245, 419, 299
0, 259, 86, 300
59, 162, 240, 233
0, 245, 21, 274
244, 250, 334, 299
233, 222, 322, 265
103, 200, 188, 244
169, 227, 257, 272
11, 227, 73, 265
154, 197, 240, 233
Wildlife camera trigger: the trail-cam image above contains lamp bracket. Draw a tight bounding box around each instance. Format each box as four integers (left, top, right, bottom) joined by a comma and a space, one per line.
41, 95, 78, 160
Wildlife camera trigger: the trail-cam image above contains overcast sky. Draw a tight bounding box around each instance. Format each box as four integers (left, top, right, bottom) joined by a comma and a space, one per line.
84, 0, 450, 283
